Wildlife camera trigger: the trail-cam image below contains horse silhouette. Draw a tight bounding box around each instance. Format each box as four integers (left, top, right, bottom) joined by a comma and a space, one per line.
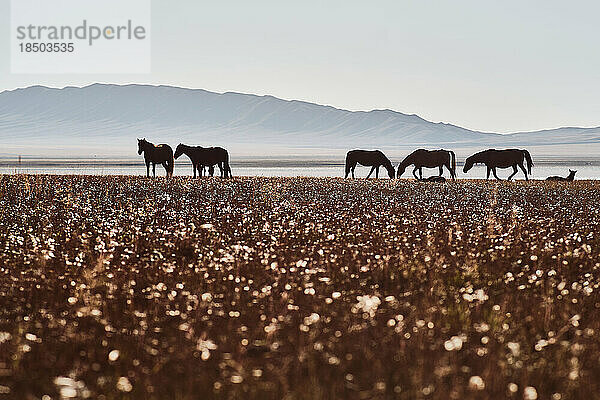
174, 144, 232, 178
420, 176, 446, 183
137, 138, 174, 177
345, 150, 395, 179
173, 144, 210, 178
397, 149, 456, 181
546, 169, 577, 182
463, 149, 533, 181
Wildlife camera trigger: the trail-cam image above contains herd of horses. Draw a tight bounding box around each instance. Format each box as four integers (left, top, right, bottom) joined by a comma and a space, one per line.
346, 148, 536, 181
138, 139, 577, 181
138, 139, 232, 178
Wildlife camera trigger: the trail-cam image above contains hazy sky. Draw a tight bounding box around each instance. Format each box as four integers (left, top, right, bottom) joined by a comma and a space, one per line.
1, 0, 600, 133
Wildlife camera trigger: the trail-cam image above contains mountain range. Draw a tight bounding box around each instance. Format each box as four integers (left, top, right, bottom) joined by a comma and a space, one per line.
1, 83, 599, 158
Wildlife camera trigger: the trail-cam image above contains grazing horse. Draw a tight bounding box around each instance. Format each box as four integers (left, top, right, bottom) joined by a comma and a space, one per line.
344, 150, 395, 179
397, 149, 456, 181
174, 144, 232, 178
463, 149, 533, 181
137, 138, 174, 177
547, 169, 577, 182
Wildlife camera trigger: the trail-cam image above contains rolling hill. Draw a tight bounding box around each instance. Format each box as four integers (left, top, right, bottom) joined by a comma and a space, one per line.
1, 83, 599, 158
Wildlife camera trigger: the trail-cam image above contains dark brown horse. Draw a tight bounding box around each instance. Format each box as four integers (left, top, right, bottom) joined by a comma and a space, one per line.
174, 144, 232, 178
345, 150, 395, 179
137, 138, 174, 177
547, 169, 576, 182
397, 149, 456, 180
463, 149, 533, 181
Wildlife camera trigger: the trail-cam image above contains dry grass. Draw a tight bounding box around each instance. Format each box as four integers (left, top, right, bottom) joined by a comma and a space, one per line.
0, 175, 599, 400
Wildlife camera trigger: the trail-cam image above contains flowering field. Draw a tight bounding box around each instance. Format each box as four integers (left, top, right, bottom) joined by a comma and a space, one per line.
1, 175, 599, 400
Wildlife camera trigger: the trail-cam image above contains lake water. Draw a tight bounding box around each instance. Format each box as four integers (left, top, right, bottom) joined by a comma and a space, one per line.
1, 163, 600, 179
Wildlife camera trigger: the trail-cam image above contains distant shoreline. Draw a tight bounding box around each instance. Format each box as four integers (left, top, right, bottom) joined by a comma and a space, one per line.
2, 158, 600, 168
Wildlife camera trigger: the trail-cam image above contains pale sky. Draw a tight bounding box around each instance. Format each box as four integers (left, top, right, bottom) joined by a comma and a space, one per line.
1, 0, 600, 133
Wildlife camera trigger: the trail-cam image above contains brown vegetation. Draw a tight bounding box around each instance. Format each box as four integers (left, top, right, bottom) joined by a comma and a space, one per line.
1, 175, 599, 399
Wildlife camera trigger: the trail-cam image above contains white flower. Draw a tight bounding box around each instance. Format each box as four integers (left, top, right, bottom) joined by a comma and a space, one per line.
197, 338, 218, 361
507, 342, 520, 356
468, 375, 485, 390
116, 377, 132, 392
353, 295, 381, 317
524, 386, 538, 400
444, 335, 465, 351
108, 349, 120, 361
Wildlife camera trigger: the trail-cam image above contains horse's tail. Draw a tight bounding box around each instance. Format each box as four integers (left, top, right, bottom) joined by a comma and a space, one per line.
345, 152, 353, 178
167, 151, 175, 177
449, 150, 456, 178
522, 149, 533, 174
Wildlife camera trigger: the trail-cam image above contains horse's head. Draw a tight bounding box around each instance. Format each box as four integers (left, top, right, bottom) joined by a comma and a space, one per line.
137, 138, 146, 155
385, 164, 396, 179
463, 156, 474, 173
396, 164, 406, 178
174, 144, 184, 159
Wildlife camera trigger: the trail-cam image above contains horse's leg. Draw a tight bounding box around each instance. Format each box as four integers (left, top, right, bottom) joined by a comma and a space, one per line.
419, 167, 423, 181
352, 166, 355, 179
439, 165, 443, 177
518, 162, 528, 181
492, 168, 501, 180
507, 165, 518, 181
486, 167, 491, 180
366, 166, 376, 179
445, 163, 455, 180
375, 166, 380, 179
412, 167, 419, 180
209, 166, 215, 177
146, 162, 150, 178
218, 162, 224, 178
344, 161, 354, 179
